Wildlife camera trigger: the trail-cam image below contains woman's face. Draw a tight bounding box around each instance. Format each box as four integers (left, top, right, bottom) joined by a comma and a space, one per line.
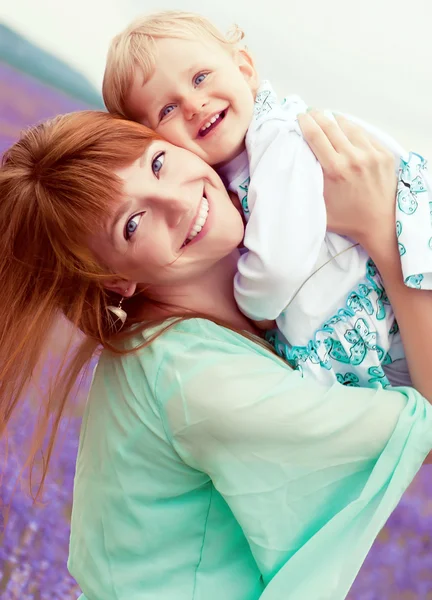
90, 139, 244, 288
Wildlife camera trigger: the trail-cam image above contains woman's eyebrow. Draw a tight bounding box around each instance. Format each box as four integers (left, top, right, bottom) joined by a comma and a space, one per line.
110, 198, 133, 243
109, 147, 152, 243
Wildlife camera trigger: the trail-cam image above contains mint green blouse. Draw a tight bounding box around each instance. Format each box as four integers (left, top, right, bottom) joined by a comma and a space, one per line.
68, 319, 432, 600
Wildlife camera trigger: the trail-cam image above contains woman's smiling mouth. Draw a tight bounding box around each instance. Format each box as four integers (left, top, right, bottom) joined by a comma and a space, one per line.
183, 197, 209, 246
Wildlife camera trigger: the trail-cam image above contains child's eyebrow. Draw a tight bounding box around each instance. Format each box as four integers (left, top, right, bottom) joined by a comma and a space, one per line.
143, 63, 208, 118
184, 64, 205, 77
141, 63, 205, 93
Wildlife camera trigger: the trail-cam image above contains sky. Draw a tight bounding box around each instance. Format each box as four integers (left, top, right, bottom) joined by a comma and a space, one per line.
1, 0, 432, 155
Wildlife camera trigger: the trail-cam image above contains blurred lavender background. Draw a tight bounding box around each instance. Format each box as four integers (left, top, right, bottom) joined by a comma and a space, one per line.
1, 19, 432, 600
0, 26, 100, 599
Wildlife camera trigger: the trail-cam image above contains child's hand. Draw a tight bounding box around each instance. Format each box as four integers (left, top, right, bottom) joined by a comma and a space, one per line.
252, 318, 277, 330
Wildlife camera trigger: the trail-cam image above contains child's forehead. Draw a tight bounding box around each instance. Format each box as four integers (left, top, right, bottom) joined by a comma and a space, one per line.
127, 35, 235, 119
154, 34, 232, 61
136, 36, 234, 86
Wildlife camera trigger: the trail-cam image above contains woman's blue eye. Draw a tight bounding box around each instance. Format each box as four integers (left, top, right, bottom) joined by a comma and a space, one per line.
152, 152, 165, 177
161, 105, 175, 118
125, 214, 142, 240
194, 73, 207, 86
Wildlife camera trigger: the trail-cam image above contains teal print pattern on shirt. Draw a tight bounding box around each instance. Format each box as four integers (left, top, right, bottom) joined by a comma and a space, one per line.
266, 259, 395, 388
344, 318, 379, 365
429, 201, 432, 250
405, 273, 424, 289
336, 372, 360, 387
239, 176, 250, 216
253, 88, 275, 120
346, 283, 374, 315
397, 152, 427, 215
396, 151, 432, 289
396, 220, 406, 256
367, 260, 391, 320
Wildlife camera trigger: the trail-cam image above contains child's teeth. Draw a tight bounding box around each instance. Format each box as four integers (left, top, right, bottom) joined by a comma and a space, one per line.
201, 114, 220, 132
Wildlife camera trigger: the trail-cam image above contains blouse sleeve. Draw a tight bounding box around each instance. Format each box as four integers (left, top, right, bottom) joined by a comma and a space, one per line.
156, 328, 432, 600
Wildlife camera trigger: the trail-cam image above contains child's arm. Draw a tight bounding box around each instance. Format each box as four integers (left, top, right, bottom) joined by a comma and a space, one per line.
234, 120, 327, 322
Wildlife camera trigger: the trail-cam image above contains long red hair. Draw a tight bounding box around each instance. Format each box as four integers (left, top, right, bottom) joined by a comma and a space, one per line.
0, 111, 164, 496
0, 110, 275, 499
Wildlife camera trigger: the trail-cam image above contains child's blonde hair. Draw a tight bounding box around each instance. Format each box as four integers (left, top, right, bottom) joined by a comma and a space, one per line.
103, 10, 245, 118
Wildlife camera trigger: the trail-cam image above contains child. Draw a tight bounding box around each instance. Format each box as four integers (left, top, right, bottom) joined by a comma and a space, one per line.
103, 11, 432, 388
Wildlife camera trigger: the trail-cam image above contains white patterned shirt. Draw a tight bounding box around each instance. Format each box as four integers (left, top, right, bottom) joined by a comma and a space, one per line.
218, 81, 432, 387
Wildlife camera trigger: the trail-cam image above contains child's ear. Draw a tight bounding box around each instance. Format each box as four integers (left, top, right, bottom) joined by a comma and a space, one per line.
236, 49, 259, 93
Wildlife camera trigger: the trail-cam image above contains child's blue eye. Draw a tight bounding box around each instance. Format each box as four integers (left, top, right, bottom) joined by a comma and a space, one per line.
161, 105, 175, 118
152, 152, 165, 177
194, 73, 207, 86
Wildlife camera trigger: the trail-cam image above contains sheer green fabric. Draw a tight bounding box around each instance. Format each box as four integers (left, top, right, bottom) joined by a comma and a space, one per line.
69, 319, 432, 599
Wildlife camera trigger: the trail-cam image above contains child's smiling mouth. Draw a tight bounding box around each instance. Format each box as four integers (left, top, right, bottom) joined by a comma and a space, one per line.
197, 109, 227, 138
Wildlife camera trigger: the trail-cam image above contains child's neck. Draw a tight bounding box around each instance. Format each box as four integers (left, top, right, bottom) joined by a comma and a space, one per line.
214, 140, 247, 171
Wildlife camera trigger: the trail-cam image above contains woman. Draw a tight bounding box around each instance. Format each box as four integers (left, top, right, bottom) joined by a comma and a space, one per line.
0, 110, 431, 600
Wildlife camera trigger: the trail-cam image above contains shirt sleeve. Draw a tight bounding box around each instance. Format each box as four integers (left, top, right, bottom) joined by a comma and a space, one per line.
157, 330, 432, 599
234, 121, 327, 320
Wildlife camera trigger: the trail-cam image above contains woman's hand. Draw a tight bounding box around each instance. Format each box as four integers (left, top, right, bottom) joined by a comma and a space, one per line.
299, 110, 432, 402
298, 111, 397, 259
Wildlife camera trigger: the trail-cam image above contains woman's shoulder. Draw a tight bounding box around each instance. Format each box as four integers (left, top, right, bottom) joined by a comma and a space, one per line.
119, 317, 275, 361
93, 318, 287, 417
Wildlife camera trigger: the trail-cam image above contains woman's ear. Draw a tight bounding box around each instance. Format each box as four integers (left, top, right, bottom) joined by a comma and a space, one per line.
236, 49, 259, 93
104, 280, 137, 298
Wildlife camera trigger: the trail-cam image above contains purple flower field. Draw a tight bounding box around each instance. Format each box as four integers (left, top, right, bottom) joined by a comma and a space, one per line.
0, 62, 91, 155
0, 61, 91, 600
1, 59, 432, 599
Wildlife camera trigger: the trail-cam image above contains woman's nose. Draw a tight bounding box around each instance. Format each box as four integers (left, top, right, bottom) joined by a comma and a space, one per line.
153, 193, 187, 227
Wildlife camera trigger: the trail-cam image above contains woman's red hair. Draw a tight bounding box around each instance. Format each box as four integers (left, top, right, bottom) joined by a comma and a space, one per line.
0, 110, 274, 499
0, 111, 161, 497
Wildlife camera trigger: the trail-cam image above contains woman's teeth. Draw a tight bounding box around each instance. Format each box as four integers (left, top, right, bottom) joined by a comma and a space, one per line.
185, 197, 209, 243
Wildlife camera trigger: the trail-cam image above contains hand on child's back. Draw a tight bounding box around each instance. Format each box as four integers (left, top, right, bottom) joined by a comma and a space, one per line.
298, 111, 397, 255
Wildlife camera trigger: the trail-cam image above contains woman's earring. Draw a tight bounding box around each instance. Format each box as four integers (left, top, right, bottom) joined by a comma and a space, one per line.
107, 296, 127, 326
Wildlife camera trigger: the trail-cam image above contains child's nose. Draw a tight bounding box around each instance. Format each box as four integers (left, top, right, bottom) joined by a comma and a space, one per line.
183, 93, 207, 120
